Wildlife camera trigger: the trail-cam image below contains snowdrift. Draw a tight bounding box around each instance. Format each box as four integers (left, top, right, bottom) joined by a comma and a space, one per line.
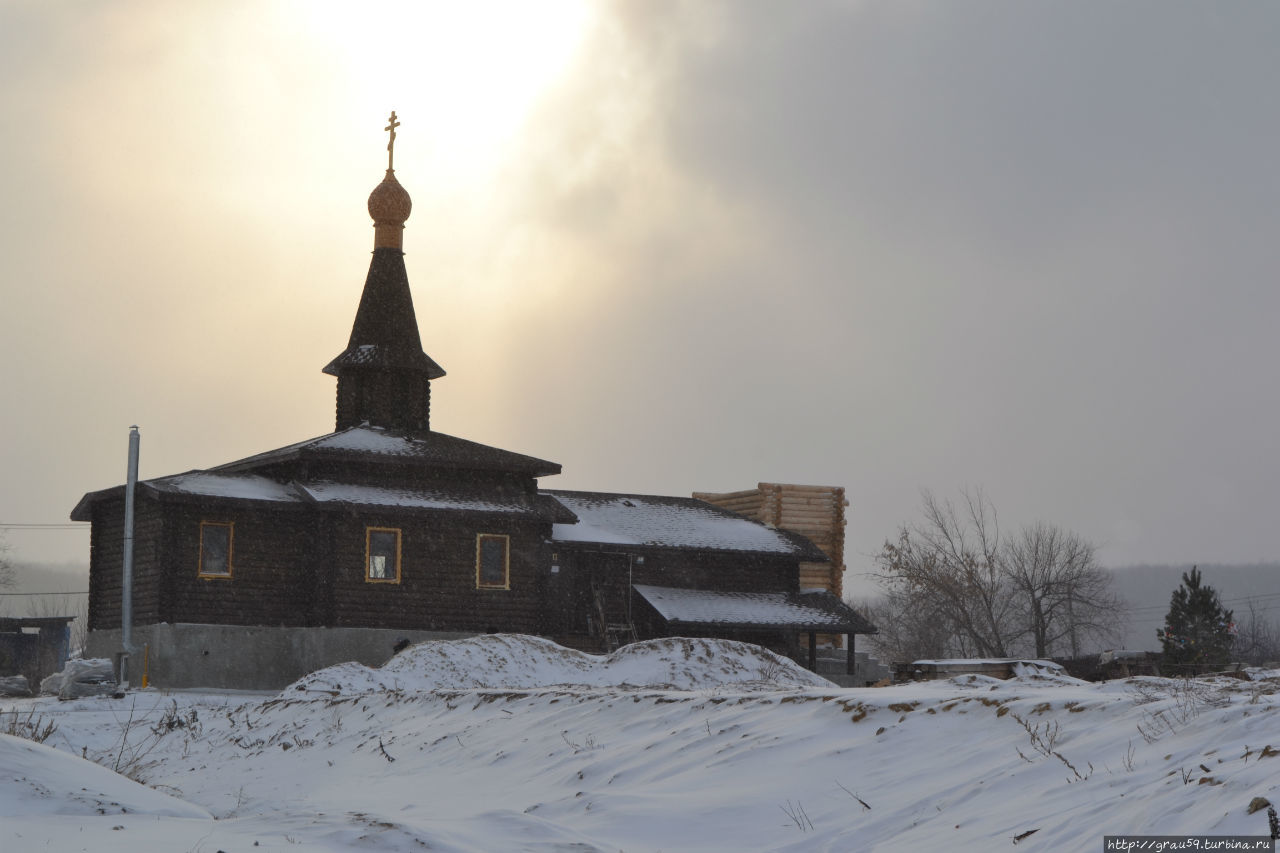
6, 640, 1280, 851
285, 633, 832, 695
0, 733, 208, 819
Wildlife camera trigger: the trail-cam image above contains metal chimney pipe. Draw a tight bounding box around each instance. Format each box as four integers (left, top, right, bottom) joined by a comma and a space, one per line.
120, 426, 140, 686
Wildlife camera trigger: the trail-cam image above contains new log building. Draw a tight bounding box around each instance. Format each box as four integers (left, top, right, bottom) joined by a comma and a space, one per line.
72, 119, 874, 689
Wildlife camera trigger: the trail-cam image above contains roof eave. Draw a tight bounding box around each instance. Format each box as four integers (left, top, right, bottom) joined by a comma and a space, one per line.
69, 482, 156, 521
69, 489, 109, 521
664, 618, 876, 634
549, 537, 816, 560
321, 354, 447, 380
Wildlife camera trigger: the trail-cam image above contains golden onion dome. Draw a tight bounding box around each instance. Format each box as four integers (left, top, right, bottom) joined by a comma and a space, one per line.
368, 169, 411, 249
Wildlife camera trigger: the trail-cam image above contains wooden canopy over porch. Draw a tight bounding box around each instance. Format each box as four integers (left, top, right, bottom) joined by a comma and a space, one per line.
633, 584, 876, 673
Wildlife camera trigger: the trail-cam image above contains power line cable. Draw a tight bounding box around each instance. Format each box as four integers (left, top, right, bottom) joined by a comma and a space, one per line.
1123, 591, 1280, 613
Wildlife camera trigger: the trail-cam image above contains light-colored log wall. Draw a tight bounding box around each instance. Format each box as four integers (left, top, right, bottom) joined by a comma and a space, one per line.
694, 482, 847, 600
696, 482, 850, 649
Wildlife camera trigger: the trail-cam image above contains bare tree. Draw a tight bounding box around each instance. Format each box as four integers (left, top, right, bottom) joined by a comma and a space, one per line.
875, 489, 1123, 661
0, 534, 14, 590
1003, 522, 1122, 657
1234, 599, 1280, 666
874, 489, 1019, 658
858, 590, 971, 664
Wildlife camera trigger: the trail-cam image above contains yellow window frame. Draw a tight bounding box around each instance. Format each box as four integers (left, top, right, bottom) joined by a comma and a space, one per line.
475, 534, 510, 590
198, 521, 234, 579
365, 527, 402, 584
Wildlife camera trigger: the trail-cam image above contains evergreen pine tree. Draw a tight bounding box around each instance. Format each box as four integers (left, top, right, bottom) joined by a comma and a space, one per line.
1159, 566, 1235, 672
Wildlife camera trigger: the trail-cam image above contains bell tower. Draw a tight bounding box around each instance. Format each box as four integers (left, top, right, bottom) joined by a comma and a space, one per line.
323, 112, 445, 433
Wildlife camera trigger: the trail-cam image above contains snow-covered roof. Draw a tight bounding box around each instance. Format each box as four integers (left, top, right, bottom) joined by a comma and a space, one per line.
72, 470, 573, 522
214, 425, 561, 477
544, 490, 826, 559
72, 424, 566, 520
911, 659, 1065, 668
298, 482, 571, 520
147, 473, 300, 503
633, 584, 876, 633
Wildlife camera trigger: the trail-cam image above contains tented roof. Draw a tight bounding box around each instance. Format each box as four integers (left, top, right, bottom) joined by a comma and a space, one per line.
212, 425, 561, 478
322, 248, 445, 379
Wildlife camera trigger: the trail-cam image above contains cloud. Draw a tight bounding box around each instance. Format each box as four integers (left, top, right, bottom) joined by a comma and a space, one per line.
482, 1, 1280, 572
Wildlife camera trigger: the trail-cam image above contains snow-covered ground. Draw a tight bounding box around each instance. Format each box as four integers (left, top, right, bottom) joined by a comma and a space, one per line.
3, 635, 1279, 852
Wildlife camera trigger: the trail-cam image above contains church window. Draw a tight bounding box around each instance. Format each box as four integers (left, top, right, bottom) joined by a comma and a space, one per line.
366, 527, 401, 583
198, 522, 233, 578
476, 534, 509, 589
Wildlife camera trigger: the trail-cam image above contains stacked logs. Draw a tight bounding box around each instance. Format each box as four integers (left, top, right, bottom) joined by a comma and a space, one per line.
692, 483, 847, 599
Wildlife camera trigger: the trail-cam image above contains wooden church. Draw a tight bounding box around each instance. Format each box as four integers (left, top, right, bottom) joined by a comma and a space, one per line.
72, 117, 874, 689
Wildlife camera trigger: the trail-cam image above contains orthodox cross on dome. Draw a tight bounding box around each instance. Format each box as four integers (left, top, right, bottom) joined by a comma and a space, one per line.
385, 111, 400, 170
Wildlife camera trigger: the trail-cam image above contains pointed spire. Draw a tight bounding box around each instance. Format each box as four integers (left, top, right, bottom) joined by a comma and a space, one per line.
323, 113, 444, 434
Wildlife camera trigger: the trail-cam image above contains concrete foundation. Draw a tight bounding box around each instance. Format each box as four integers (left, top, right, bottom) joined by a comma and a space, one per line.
84, 624, 477, 691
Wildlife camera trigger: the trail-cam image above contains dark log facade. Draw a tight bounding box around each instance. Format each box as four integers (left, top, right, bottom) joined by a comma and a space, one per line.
82, 483, 559, 637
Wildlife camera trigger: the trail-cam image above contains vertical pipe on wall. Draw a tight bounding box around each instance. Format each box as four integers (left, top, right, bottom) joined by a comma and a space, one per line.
120, 425, 140, 686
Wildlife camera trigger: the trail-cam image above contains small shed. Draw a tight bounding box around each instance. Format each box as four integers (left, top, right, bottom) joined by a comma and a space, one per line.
0, 617, 75, 691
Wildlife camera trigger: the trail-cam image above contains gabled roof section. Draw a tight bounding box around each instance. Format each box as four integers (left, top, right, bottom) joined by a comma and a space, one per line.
544, 490, 828, 560
213, 426, 561, 478
323, 248, 445, 379
634, 584, 877, 634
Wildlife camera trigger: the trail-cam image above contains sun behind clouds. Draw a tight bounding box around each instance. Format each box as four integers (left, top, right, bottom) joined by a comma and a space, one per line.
297, 0, 591, 180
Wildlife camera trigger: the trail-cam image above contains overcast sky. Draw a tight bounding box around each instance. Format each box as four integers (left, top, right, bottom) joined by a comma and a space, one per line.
2, 1, 1278, 595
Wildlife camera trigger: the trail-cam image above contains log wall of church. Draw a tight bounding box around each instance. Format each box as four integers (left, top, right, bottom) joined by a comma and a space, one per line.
630, 549, 798, 592
87, 496, 165, 631
545, 545, 798, 637
161, 504, 316, 628
90, 497, 552, 635
324, 513, 549, 634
